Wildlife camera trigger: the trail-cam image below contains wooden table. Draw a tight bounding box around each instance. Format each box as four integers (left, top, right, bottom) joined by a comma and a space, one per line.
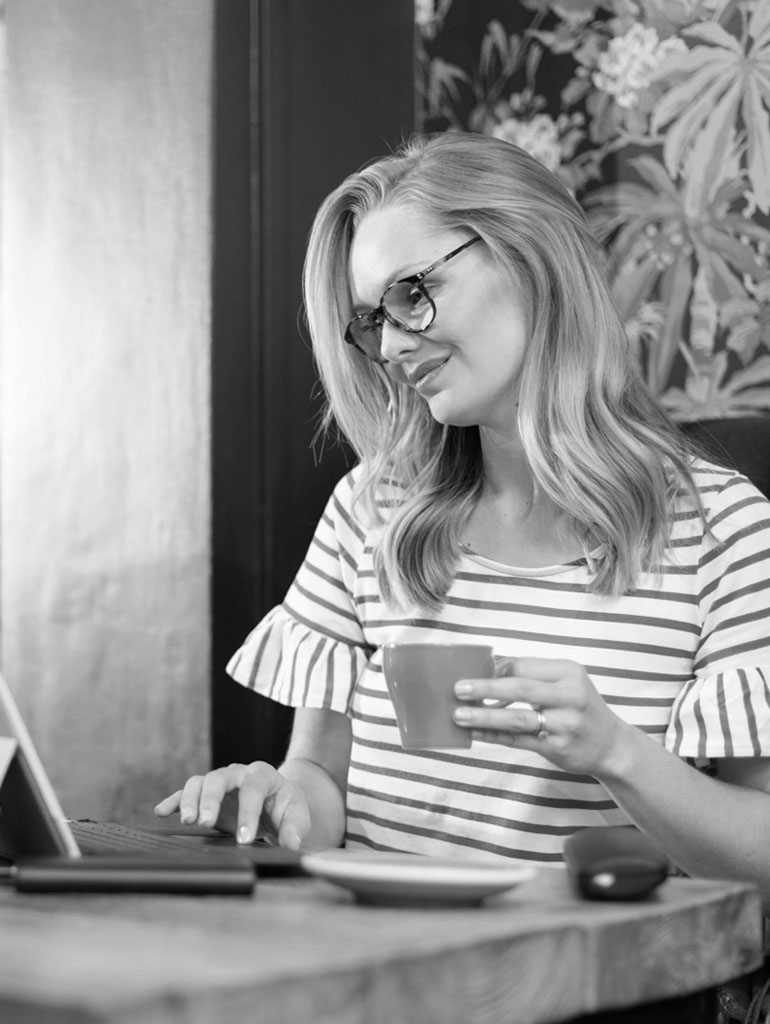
0, 865, 763, 1024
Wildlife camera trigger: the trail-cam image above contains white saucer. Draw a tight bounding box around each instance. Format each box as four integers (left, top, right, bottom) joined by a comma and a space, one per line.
300, 850, 537, 906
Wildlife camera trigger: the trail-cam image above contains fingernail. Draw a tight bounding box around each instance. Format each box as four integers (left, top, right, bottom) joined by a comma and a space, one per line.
237, 825, 252, 844
198, 809, 214, 827
282, 828, 301, 851
454, 707, 472, 722
455, 682, 473, 696
180, 810, 194, 825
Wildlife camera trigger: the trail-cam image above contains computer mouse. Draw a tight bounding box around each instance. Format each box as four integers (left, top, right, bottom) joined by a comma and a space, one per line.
563, 825, 670, 900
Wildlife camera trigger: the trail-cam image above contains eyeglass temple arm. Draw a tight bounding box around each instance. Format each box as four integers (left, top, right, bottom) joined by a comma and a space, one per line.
411, 235, 481, 283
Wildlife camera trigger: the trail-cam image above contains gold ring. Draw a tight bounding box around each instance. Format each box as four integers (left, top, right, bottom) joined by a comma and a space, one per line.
535, 708, 548, 740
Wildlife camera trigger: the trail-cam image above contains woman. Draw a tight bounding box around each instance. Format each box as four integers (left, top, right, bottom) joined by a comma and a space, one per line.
156, 134, 770, 905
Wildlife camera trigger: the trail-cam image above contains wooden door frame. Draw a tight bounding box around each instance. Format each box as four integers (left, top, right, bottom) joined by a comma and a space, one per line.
210, 0, 415, 766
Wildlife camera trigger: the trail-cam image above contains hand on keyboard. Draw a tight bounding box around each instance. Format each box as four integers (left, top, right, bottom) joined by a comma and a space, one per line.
154, 762, 311, 850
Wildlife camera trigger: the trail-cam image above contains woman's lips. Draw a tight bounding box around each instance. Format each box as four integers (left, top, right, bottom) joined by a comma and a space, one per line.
408, 357, 449, 392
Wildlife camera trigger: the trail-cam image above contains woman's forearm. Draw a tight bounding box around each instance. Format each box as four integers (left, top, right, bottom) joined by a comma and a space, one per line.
597, 726, 770, 911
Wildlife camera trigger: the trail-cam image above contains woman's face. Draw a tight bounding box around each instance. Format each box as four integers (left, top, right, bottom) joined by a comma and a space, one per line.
347, 204, 530, 435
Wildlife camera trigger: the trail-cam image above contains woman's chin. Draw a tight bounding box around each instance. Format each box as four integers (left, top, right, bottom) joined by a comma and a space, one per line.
425, 397, 476, 428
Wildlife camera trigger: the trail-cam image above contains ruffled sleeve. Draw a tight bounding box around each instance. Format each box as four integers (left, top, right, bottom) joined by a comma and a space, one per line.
666, 666, 770, 758
226, 469, 375, 714
227, 606, 372, 714
666, 471, 770, 758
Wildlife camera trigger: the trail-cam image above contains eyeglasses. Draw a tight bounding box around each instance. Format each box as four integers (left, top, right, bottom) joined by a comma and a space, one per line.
344, 235, 482, 363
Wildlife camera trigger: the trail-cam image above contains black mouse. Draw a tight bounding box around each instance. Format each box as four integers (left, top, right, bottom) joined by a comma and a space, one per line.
563, 825, 669, 900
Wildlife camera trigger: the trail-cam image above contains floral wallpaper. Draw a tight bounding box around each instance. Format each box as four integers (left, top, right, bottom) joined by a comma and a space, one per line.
416, 0, 770, 421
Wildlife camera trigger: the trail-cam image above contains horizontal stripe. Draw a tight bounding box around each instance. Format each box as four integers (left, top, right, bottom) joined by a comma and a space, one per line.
346, 782, 582, 836
345, 808, 567, 862
348, 759, 617, 811
348, 730, 599, 785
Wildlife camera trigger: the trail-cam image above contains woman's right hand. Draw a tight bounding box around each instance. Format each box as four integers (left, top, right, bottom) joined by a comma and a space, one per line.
153, 762, 312, 850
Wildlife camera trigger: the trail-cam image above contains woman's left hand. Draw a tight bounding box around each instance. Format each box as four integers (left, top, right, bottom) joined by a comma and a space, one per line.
453, 656, 633, 779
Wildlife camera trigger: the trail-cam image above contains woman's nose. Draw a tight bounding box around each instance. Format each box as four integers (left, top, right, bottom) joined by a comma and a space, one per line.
379, 319, 420, 364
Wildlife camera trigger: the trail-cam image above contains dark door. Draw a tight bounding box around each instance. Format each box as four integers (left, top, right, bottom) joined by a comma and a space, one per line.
211, 0, 415, 766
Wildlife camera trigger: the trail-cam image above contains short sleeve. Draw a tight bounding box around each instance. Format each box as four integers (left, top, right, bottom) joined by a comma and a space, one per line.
226, 470, 375, 714
227, 606, 371, 714
666, 472, 770, 758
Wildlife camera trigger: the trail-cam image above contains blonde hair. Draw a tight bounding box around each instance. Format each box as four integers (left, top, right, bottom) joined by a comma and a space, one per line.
303, 133, 700, 610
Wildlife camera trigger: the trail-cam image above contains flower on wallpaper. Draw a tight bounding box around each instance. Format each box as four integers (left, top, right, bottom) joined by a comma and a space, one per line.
414, 0, 454, 40
416, 0, 770, 420
592, 23, 685, 110
487, 94, 585, 176
491, 112, 563, 171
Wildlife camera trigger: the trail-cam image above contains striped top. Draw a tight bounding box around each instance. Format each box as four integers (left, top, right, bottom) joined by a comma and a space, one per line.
228, 460, 770, 864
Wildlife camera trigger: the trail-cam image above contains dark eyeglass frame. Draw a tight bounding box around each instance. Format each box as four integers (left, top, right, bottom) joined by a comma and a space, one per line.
344, 234, 482, 363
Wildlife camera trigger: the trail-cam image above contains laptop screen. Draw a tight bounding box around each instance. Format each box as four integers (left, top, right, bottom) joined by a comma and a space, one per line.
0, 672, 81, 858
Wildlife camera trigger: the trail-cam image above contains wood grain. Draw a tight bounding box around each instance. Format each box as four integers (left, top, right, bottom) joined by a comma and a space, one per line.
0, 868, 762, 1024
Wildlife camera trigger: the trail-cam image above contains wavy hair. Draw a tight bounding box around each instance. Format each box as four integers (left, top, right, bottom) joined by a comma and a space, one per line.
302, 133, 701, 611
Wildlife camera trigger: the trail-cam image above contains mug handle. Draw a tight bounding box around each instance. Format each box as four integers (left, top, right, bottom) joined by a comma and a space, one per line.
480, 655, 528, 708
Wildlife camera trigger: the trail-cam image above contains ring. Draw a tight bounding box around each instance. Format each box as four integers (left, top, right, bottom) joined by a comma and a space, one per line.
534, 708, 549, 740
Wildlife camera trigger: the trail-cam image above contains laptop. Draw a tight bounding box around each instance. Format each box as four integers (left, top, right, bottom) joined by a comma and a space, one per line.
0, 672, 303, 892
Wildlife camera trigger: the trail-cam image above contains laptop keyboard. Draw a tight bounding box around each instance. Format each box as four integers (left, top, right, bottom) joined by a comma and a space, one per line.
68, 821, 307, 874
69, 821, 214, 856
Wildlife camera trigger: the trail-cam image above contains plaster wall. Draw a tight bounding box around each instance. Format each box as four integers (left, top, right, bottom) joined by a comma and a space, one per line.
0, 0, 214, 819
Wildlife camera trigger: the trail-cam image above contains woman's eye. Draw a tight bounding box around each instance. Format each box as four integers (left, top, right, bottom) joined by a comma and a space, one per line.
404, 286, 424, 310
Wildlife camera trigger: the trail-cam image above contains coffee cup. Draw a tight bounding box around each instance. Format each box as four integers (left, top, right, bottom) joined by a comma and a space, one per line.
382, 642, 495, 750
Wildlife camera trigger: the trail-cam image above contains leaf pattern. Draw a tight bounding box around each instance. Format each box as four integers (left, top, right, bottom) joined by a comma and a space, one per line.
416, 0, 770, 417
650, 7, 770, 212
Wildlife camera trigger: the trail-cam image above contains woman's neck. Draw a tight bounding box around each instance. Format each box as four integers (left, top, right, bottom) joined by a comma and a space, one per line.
463, 425, 582, 567
478, 424, 535, 504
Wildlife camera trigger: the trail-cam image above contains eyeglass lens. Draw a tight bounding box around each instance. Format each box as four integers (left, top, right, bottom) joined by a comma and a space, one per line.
344, 235, 481, 362
346, 283, 434, 360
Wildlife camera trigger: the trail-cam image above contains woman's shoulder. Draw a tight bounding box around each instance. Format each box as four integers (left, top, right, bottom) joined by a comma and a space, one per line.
324, 462, 406, 534
331, 461, 407, 503
687, 457, 770, 539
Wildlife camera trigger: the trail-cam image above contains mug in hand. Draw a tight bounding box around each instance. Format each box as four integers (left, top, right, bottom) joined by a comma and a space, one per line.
382, 642, 494, 750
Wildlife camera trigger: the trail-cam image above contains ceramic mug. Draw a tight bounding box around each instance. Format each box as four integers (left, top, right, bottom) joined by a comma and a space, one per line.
382, 642, 495, 750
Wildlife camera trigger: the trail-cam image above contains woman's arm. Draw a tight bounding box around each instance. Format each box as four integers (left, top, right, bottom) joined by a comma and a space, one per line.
278, 707, 351, 849
597, 734, 770, 909
454, 658, 770, 912
154, 707, 350, 851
